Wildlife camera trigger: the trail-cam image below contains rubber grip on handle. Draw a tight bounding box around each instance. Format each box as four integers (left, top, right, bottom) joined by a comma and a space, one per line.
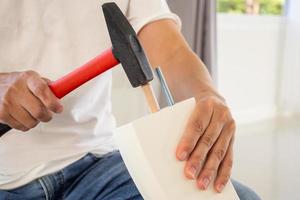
0, 48, 119, 137
49, 48, 119, 99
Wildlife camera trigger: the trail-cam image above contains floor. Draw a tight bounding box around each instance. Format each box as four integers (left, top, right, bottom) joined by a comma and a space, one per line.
233, 116, 300, 200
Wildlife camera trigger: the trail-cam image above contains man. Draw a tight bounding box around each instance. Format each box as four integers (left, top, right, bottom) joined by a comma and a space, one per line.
0, 0, 260, 199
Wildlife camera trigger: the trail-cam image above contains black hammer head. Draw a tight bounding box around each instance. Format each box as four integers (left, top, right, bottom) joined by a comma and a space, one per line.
102, 3, 153, 87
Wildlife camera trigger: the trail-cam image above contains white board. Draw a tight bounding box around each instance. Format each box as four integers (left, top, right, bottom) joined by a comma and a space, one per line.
115, 98, 239, 200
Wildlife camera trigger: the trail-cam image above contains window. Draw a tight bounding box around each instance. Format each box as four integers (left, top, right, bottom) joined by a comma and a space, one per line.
217, 0, 285, 15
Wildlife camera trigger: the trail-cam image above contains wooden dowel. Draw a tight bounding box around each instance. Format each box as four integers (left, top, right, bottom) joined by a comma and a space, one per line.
141, 83, 160, 113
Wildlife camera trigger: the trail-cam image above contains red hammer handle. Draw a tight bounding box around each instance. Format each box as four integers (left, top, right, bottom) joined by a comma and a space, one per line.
49, 48, 119, 99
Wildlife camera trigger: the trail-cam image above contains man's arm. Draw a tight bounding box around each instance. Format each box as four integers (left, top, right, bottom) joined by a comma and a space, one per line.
138, 19, 236, 193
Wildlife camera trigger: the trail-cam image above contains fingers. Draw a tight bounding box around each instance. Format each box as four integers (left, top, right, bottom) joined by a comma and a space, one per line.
9, 104, 39, 130
176, 98, 214, 161
0, 111, 27, 131
26, 71, 63, 113
214, 139, 234, 193
183, 108, 225, 180
20, 90, 53, 123
196, 121, 235, 190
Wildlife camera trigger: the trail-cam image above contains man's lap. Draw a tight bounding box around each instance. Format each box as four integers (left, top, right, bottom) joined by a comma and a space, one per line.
0, 151, 260, 200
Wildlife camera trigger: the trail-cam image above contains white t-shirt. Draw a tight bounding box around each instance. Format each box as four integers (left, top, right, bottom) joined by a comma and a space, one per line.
0, 0, 180, 189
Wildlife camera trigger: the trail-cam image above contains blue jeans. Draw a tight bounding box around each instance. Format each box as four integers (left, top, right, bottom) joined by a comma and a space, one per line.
0, 151, 261, 200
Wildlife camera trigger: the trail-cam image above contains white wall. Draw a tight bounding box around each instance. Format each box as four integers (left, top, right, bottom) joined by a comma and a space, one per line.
279, 0, 300, 115
217, 14, 284, 124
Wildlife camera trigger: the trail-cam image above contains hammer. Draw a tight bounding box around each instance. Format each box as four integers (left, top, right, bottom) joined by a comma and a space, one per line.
0, 3, 159, 137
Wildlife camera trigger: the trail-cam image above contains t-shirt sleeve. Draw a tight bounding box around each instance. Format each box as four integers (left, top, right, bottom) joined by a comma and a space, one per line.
126, 0, 182, 34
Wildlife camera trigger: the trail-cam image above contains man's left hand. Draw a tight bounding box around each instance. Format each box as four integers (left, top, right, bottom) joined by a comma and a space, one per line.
176, 95, 236, 193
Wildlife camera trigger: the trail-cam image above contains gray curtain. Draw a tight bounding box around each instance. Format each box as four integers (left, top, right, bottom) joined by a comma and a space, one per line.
167, 0, 218, 82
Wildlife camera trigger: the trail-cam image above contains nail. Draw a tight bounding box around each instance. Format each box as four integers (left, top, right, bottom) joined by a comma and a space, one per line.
217, 184, 225, 192
188, 166, 198, 179
199, 178, 210, 190
179, 151, 187, 161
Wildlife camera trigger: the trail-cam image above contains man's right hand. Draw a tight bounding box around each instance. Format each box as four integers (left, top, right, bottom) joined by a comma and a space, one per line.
0, 71, 63, 132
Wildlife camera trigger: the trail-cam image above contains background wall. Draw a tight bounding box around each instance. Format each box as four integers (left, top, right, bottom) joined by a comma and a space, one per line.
216, 2, 300, 199
279, 0, 300, 115
217, 14, 284, 124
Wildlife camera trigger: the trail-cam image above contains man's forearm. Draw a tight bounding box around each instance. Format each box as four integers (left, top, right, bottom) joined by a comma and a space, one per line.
160, 46, 222, 102
138, 19, 222, 103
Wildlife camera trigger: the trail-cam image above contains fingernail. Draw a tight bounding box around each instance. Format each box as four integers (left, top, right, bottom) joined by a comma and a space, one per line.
199, 178, 210, 190
179, 151, 187, 161
188, 166, 198, 179
217, 184, 225, 193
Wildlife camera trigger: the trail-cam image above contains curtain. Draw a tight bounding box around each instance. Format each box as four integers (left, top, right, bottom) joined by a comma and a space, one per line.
279, 0, 300, 114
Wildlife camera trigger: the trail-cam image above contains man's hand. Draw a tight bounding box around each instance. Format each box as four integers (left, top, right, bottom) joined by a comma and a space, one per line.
176, 95, 235, 193
0, 71, 63, 132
